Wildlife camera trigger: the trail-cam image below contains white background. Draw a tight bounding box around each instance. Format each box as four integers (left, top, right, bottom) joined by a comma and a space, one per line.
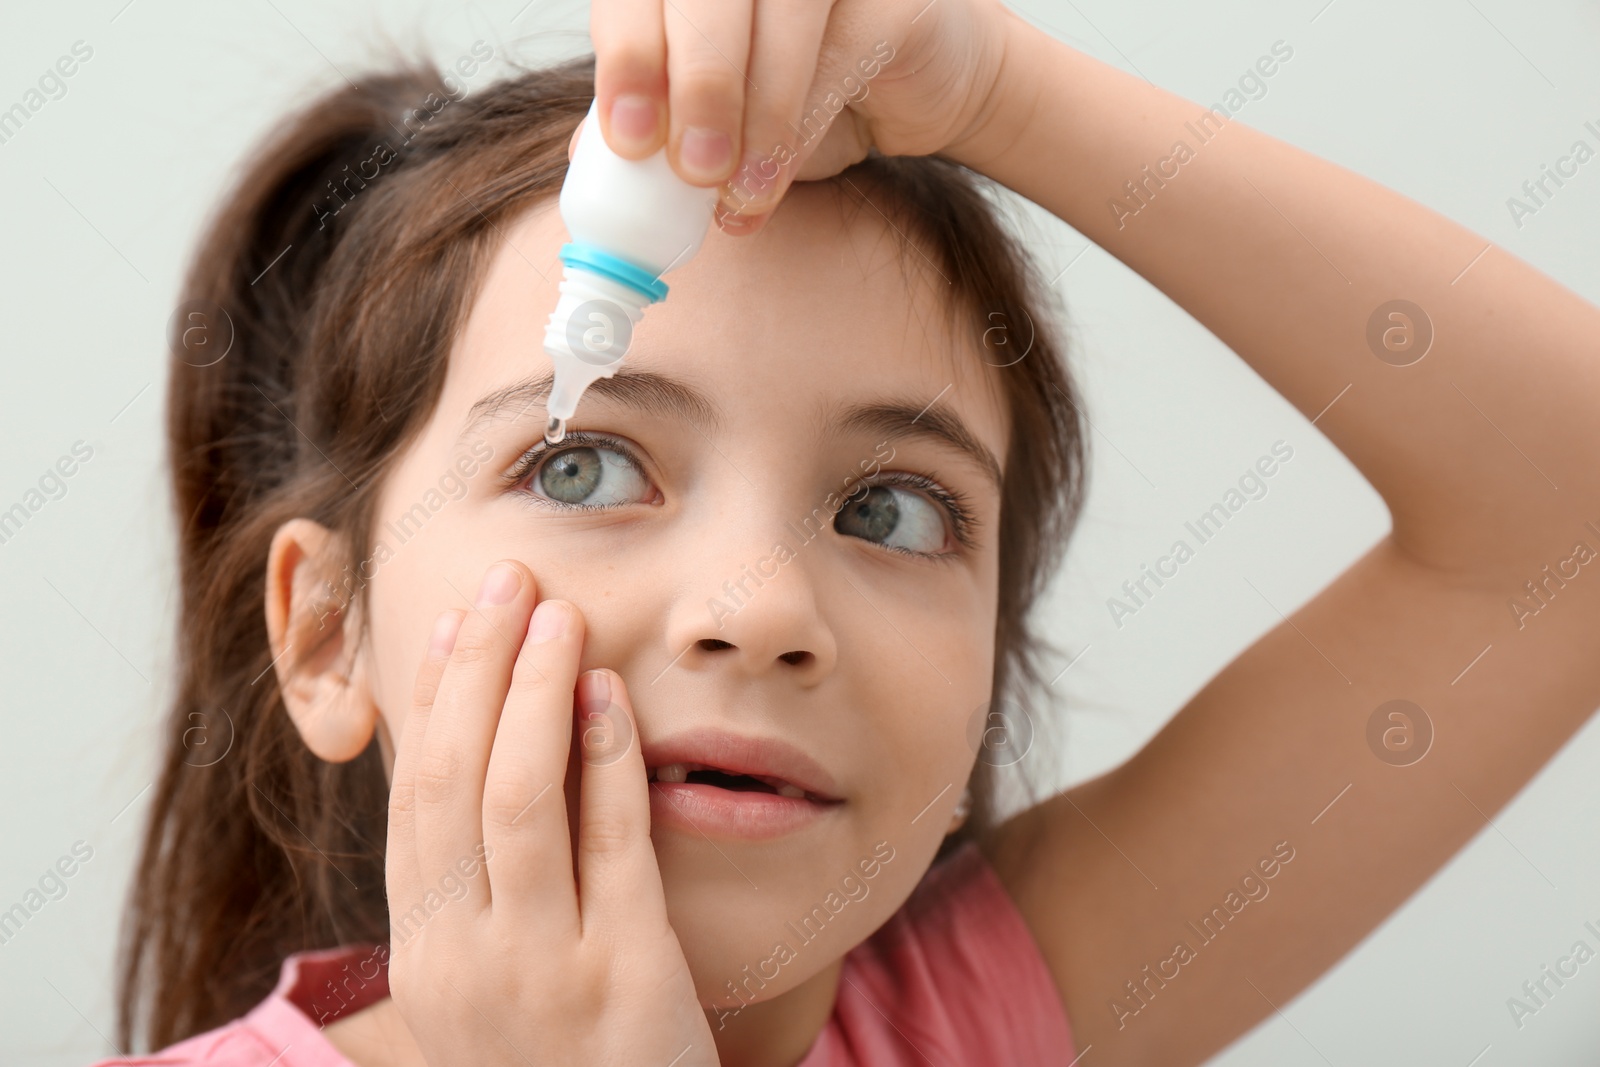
1, 1, 1597, 1064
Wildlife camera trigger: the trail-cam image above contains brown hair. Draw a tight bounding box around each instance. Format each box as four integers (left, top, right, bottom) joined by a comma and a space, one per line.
116, 51, 1088, 1053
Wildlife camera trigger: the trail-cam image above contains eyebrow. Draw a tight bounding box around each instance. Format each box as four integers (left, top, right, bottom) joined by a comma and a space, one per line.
459, 370, 1003, 491
462, 370, 720, 439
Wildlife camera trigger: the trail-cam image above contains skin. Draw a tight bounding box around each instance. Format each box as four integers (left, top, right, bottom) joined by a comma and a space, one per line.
265, 0, 1600, 1063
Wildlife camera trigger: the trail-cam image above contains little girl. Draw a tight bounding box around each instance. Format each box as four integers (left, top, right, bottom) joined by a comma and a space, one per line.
96, 0, 1600, 1064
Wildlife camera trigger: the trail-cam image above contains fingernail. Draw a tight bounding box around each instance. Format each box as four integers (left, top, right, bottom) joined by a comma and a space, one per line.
727, 148, 778, 209
476, 562, 522, 606
579, 670, 611, 704
680, 126, 732, 181
718, 209, 766, 236
429, 610, 462, 656
529, 600, 570, 644
609, 93, 657, 149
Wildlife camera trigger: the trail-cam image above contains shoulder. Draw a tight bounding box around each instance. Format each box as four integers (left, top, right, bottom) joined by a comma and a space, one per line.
814, 839, 1076, 1065
81, 1021, 291, 1067
83, 943, 384, 1067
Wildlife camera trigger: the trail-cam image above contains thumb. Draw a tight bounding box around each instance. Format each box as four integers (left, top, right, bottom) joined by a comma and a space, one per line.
792, 110, 874, 181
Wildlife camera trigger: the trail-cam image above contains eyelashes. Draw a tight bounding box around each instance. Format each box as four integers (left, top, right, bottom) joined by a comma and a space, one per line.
504, 430, 651, 511
843, 471, 981, 553
502, 430, 981, 555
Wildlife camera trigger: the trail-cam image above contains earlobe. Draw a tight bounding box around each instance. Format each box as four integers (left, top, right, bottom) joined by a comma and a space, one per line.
264, 518, 379, 763
946, 785, 973, 836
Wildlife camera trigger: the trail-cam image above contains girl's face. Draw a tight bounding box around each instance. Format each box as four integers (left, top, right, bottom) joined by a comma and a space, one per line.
356, 186, 1008, 1012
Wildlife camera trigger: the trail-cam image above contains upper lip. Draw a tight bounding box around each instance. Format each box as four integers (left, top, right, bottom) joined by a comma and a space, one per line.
643, 727, 844, 803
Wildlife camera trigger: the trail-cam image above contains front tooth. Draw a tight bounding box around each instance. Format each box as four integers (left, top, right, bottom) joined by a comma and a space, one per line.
776, 783, 805, 799
656, 763, 689, 783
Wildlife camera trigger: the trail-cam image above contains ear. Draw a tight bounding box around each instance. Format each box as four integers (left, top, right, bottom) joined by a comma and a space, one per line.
264, 518, 379, 763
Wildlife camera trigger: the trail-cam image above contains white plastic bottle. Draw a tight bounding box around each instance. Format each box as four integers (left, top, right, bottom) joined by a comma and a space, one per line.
541, 96, 720, 442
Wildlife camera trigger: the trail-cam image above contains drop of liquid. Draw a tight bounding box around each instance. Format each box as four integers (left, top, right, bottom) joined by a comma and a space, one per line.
544, 415, 566, 445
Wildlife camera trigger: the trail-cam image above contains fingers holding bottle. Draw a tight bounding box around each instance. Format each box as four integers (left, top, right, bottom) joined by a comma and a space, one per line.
590, 0, 667, 159
717, 0, 836, 233
587, 0, 867, 233
661, 0, 753, 186
590, 0, 753, 188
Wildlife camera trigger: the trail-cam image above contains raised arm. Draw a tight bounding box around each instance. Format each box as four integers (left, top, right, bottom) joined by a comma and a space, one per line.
952, 13, 1600, 1065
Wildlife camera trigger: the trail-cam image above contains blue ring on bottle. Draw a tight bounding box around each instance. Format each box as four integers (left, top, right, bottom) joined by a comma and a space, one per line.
558, 243, 670, 304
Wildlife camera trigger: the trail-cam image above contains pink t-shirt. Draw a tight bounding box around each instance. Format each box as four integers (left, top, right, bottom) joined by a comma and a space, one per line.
88, 841, 1074, 1066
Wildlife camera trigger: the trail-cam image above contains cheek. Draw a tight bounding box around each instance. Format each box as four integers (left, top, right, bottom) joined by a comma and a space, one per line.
878, 591, 997, 762
360, 504, 492, 735
835, 614, 990, 860
358, 504, 637, 746
362, 554, 437, 745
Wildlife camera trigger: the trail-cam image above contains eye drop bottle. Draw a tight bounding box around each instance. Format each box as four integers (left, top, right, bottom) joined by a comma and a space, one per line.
542, 96, 720, 442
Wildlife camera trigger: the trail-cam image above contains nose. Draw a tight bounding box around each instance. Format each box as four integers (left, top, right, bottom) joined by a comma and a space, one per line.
660, 507, 838, 684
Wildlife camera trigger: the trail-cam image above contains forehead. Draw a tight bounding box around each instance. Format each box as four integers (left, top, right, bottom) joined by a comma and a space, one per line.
440, 181, 1010, 463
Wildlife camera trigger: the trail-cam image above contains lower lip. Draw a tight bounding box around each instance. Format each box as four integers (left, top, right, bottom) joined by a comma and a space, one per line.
649, 781, 841, 839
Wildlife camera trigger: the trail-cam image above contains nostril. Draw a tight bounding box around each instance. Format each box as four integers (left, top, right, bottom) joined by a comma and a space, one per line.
698, 638, 733, 651
779, 650, 810, 666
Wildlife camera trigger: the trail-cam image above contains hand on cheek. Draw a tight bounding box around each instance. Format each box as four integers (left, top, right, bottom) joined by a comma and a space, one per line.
384, 559, 717, 1066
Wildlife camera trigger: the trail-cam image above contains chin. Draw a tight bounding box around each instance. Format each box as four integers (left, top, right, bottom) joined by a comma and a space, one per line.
652, 830, 919, 1011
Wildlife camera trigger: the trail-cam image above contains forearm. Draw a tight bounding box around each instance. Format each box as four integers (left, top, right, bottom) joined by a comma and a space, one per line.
950, 12, 1600, 572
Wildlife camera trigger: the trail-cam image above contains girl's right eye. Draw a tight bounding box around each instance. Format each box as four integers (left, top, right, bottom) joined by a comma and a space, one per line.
510, 435, 654, 510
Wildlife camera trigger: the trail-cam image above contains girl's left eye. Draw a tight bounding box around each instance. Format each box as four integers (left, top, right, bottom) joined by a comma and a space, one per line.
835, 484, 951, 555
512, 438, 652, 509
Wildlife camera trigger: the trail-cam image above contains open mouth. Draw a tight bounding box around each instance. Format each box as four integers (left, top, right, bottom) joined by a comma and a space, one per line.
647, 762, 833, 803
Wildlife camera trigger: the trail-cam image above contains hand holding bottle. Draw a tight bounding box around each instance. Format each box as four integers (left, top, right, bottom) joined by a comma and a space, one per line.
581, 0, 1018, 234
545, 0, 1022, 427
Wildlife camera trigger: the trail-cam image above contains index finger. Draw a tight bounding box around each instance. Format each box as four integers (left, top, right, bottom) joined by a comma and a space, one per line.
590, 0, 668, 159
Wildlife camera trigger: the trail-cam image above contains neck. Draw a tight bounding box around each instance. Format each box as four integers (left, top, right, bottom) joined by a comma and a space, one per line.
706, 955, 844, 1067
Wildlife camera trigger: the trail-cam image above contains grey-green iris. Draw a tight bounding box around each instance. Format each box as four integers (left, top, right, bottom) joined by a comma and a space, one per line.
541, 447, 604, 504
838, 486, 900, 544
